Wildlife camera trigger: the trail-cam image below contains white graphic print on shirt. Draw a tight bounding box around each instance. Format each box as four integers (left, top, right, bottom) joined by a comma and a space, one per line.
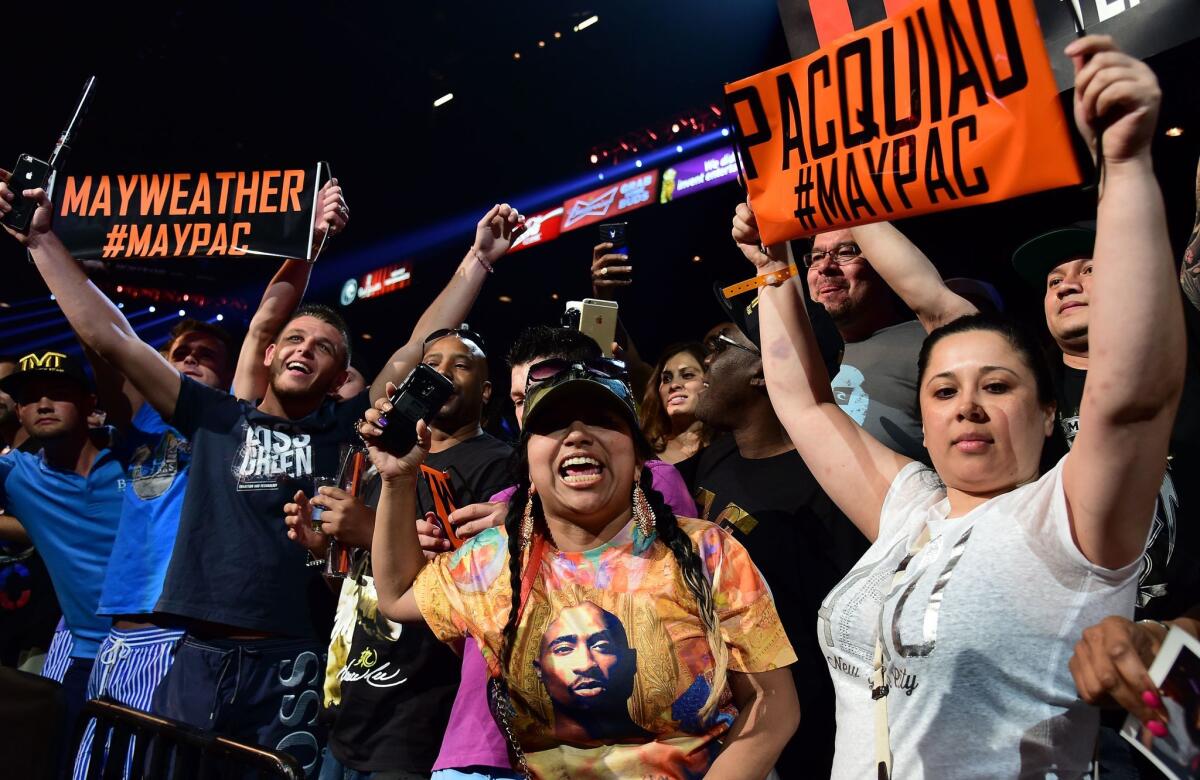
233, 422, 312, 491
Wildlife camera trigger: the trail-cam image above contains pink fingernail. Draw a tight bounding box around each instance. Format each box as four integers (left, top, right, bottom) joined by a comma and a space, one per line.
1143, 690, 1162, 708
1147, 720, 1168, 738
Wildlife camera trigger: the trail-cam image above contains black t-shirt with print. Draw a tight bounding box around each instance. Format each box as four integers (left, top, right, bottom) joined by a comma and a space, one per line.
329, 432, 513, 772
155, 378, 369, 637
1055, 303, 1200, 620
691, 433, 868, 780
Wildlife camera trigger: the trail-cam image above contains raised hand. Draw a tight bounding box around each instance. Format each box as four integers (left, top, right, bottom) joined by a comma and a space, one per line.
312, 177, 349, 248
357, 382, 431, 480
284, 489, 330, 555
472, 202, 526, 266
1067, 35, 1161, 163
732, 199, 786, 270
0, 170, 54, 244
591, 242, 632, 297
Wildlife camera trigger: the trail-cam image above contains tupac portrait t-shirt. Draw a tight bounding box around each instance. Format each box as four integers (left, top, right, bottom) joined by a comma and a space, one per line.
832, 319, 928, 462
414, 517, 796, 779
155, 378, 369, 636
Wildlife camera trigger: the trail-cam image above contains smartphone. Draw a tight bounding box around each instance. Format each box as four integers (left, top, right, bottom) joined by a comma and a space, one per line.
598, 221, 628, 257
378, 364, 455, 453
1, 154, 51, 233
579, 298, 619, 357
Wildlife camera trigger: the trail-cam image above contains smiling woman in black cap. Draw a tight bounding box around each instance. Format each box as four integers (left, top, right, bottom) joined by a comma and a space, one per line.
359, 360, 799, 779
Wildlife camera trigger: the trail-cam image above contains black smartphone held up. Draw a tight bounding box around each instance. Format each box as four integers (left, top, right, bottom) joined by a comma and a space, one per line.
2, 155, 52, 232
378, 364, 455, 453
2, 76, 96, 233
598, 221, 628, 258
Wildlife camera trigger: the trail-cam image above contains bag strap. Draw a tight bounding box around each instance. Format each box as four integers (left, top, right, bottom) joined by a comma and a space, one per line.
872, 524, 931, 779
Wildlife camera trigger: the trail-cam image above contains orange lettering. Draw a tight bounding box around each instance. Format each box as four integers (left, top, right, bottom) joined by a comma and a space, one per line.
128, 224, 152, 255
233, 171, 260, 214
169, 173, 192, 216
215, 172, 236, 214
148, 224, 169, 257
258, 170, 280, 214
172, 223, 193, 250
60, 176, 91, 217
281, 170, 304, 213
189, 174, 211, 215
188, 223, 211, 255
88, 177, 112, 217
138, 175, 172, 216
206, 223, 229, 255
230, 222, 251, 255
117, 176, 137, 217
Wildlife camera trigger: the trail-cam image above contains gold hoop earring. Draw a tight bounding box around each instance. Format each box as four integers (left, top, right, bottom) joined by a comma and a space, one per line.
520, 488, 536, 551
633, 484, 655, 538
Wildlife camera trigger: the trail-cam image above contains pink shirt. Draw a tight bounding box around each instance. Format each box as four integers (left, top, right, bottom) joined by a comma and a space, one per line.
431, 460, 697, 771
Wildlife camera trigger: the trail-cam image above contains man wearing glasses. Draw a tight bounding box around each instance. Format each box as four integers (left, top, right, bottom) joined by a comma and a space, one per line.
689, 295, 862, 780
801, 225, 975, 462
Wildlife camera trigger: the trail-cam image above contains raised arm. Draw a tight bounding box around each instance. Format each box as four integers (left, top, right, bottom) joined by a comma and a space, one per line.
359, 392, 432, 623
369, 203, 524, 401
850, 221, 977, 332
1179, 156, 1200, 312
1062, 37, 1186, 569
233, 178, 347, 401
0, 181, 182, 419
590, 241, 654, 396
735, 203, 911, 542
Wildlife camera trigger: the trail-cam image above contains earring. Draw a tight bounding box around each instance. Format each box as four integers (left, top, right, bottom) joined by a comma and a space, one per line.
520, 488, 536, 551
633, 484, 655, 538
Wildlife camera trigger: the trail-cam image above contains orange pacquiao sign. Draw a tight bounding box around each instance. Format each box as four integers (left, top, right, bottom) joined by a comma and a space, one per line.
725, 0, 1081, 243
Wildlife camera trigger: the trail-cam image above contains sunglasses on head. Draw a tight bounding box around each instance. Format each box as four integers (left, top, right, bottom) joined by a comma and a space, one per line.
423, 326, 487, 355
525, 357, 629, 387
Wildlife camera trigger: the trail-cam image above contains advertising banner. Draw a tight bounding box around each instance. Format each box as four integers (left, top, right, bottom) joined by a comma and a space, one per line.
660, 146, 740, 203
509, 206, 564, 253
340, 263, 412, 306
561, 171, 660, 232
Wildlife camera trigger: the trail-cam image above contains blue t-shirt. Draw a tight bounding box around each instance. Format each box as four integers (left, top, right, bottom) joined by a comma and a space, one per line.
97, 404, 190, 618
0, 448, 126, 659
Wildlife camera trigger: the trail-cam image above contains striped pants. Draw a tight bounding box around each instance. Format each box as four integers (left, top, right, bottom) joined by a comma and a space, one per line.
41, 618, 74, 682
71, 626, 184, 780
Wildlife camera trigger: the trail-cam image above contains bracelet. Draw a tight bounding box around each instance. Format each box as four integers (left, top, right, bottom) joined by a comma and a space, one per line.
470, 247, 494, 274
722, 261, 799, 299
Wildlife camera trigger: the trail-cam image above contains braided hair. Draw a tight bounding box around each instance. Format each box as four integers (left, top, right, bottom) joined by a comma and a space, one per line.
497, 442, 731, 723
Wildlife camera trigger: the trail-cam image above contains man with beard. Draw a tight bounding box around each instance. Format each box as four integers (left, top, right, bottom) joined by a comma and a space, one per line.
0, 352, 125, 752
801, 223, 974, 461
0, 174, 522, 770
689, 295, 863, 779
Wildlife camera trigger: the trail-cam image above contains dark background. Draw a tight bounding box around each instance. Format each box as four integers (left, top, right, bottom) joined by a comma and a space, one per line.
1, 1, 1197, 427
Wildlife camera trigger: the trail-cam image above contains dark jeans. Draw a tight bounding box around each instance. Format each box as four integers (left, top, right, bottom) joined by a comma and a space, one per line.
317, 746, 430, 780
151, 635, 326, 777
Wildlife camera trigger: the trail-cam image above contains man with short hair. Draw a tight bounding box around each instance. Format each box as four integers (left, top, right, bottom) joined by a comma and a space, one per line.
690, 294, 862, 779
287, 326, 512, 780
800, 222, 975, 461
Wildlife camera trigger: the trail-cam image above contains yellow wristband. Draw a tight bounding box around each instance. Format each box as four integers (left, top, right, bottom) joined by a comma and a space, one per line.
722, 261, 799, 299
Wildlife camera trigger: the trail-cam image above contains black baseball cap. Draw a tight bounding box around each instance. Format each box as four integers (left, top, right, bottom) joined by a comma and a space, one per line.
1011, 222, 1096, 289
711, 283, 844, 379
521, 359, 643, 444
0, 350, 91, 398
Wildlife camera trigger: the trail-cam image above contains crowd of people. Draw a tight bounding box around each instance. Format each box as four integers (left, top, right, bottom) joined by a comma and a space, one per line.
1, 35, 1199, 780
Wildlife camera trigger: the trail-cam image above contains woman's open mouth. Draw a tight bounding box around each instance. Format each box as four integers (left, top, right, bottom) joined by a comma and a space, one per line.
559, 455, 604, 486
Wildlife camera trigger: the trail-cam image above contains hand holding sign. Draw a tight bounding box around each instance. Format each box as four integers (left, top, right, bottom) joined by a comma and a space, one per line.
313, 177, 349, 241
472, 203, 527, 266
1068, 36, 1162, 165
731, 200, 788, 271
0, 170, 54, 245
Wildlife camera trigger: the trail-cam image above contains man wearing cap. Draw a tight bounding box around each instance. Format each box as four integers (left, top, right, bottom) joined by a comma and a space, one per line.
1012, 221, 1200, 624
688, 293, 862, 779
0, 351, 126, 747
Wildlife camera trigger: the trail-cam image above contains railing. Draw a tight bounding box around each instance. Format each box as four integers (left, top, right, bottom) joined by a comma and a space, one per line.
74, 698, 304, 779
